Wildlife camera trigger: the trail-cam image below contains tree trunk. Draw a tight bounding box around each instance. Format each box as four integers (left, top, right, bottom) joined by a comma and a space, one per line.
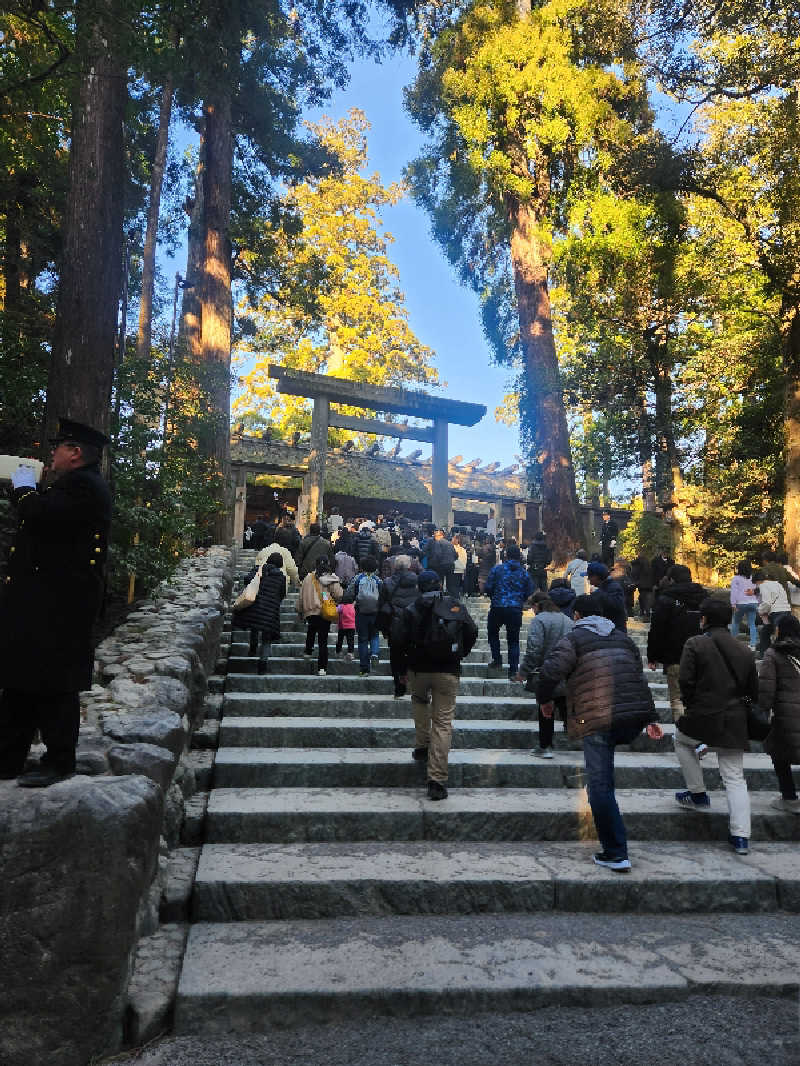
199, 90, 233, 543
179, 151, 204, 357
652, 357, 678, 505
783, 306, 800, 567
46, 1, 126, 445
635, 389, 656, 510
136, 74, 174, 361
506, 194, 582, 561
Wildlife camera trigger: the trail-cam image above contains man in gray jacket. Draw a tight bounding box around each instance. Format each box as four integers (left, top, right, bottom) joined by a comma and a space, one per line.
538, 595, 663, 871
515, 592, 573, 758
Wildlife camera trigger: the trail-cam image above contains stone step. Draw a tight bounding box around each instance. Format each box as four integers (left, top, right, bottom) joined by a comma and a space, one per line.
217, 715, 676, 751
222, 644, 659, 678
191, 720, 219, 750
225, 656, 668, 690
210, 747, 782, 792
223, 672, 669, 707
202, 787, 800, 845
174, 911, 800, 1034
221, 690, 672, 726
191, 840, 800, 921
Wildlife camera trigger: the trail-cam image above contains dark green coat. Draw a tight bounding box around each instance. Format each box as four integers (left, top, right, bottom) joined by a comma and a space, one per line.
0, 464, 111, 692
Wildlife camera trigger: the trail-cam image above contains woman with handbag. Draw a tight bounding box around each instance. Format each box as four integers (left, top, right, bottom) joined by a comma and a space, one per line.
232, 552, 286, 675
674, 596, 758, 855
297, 557, 342, 675
757, 612, 800, 813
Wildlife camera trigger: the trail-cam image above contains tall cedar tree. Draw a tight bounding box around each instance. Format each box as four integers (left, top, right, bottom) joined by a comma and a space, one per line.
405, 0, 654, 558
46, 0, 127, 444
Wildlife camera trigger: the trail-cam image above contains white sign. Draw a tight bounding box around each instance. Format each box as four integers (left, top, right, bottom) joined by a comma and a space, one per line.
514, 503, 527, 520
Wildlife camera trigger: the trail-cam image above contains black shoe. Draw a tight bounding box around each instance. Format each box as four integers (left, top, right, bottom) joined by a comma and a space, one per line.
412, 746, 428, 762
394, 682, 407, 699
17, 767, 74, 788
427, 779, 448, 801
257, 663, 269, 675
488, 661, 502, 669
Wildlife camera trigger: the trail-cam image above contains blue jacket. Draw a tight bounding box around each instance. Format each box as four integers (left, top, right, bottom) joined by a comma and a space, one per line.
485, 560, 534, 610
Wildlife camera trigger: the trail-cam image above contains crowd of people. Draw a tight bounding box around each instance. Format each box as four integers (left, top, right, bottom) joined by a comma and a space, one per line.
234, 510, 800, 868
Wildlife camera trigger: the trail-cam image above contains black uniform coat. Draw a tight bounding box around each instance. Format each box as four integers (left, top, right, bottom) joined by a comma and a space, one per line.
0, 463, 112, 692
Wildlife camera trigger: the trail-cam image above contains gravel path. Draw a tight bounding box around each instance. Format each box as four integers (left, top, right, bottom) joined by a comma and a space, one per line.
100, 995, 798, 1066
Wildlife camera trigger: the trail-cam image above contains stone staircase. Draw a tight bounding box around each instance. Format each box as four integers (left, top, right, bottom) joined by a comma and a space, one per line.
174, 550, 800, 1033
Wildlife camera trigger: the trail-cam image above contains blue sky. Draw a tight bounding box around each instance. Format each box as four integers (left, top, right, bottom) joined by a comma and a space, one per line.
304, 48, 523, 469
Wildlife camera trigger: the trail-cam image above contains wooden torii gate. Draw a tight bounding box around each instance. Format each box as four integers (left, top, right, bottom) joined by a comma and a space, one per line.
268, 367, 487, 531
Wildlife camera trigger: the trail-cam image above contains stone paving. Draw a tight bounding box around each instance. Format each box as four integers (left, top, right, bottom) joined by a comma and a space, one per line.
172, 550, 800, 1034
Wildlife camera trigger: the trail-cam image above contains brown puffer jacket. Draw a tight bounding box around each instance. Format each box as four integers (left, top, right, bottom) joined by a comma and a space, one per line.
678, 628, 757, 749
538, 615, 657, 740
758, 637, 800, 763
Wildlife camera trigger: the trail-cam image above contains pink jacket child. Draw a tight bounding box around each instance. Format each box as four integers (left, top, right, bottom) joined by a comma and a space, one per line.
336, 600, 356, 657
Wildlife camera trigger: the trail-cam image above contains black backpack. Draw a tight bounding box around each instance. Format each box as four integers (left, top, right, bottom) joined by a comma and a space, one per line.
671, 596, 702, 651
417, 595, 475, 659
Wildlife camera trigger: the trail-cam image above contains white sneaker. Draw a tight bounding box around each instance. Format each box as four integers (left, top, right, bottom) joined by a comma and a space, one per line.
771, 797, 800, 814
318, 669, 326, 676
302, 652, 313, 660
532, 747, 554, 759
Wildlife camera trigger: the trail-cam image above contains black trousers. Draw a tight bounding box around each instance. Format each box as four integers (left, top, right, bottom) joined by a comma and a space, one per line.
771, 755, 798, 800
305, 616, 331, 669
336, 629, 355, 653
0, 688, 80, 775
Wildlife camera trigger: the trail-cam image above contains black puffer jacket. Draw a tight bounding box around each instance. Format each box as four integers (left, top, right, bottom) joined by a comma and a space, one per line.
589, 576, 627, 631
538, 616, 657, 740
527, 538, 552, 570
758, 637, 800, 763
233, 563, 286, 638
647, 580, 706, 665
354, 529, 380, 563
385, 570, 419, 614
678, 628, 756, 749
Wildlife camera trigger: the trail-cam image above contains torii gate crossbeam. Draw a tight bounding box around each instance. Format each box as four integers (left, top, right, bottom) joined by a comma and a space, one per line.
268, 367, 486, 531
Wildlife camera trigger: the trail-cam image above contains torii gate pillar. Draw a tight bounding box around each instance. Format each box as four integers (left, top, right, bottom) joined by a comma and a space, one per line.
302, 395, 329, 532
432, 417, 451, 530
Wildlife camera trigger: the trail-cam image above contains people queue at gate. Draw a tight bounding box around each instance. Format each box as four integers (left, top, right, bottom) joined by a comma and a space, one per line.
233, 514, 800, 865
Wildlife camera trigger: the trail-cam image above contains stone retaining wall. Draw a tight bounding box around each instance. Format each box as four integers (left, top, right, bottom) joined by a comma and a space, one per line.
0, 545, 234, 1066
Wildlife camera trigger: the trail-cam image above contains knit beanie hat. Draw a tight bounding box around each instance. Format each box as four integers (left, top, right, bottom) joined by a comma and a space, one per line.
586, 561, 609, 580
417, 569, 441, 592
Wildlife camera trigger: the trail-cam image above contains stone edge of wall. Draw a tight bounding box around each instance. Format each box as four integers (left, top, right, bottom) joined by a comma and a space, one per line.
88, 544, 235, 1055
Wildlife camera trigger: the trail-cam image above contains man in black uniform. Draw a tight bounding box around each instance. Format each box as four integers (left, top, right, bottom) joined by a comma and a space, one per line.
599, 510, 619, 567
0, 418, 112, 787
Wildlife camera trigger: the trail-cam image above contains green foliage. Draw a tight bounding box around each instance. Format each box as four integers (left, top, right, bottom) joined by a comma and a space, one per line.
110, 343, 224, 598
618, 501, 673, 560
234, 111, 438, 439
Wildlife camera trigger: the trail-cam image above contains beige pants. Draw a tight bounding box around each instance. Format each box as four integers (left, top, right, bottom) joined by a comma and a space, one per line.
666, 663, 684, 721
675, 730, 751, 838
408, 670, 459, 784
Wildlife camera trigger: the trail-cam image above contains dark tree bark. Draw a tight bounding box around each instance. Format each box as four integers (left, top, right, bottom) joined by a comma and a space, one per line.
179, 151, 204, 357
199, 90, 233, 543
636, 388, 656, 511
136, 75, 174, 361
783, 304, 800, 566
506, 193, 582, 561
46, 0, 126, 445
